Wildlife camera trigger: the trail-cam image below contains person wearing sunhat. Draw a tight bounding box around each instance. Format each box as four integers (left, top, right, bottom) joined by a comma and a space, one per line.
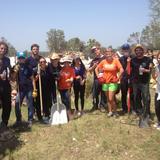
127, 44, 152, 127
58, 55, 75, 120
48, 52, 61, 104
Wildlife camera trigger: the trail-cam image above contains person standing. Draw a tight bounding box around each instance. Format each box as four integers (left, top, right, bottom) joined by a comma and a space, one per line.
72, 55, 86, 115
0, 42, 11, 129
119, 44, 134, 114
13, 52, 34, 127
127, 44, 152, 123
152, 52, 160, 130
26, 44, 42, 121
34, 57, 52, 122
88, 46, 106, 112
48, 53, 61, 104
95, 48, 123, 117
58, 56, 75, 120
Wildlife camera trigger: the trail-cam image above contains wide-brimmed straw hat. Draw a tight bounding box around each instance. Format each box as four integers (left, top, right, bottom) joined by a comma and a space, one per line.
133, 44, 145, 52
50, 52, 60, 60
60, 55, 72, 63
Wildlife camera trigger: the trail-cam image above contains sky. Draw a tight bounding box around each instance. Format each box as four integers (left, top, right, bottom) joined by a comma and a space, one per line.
0, 0, 150, 51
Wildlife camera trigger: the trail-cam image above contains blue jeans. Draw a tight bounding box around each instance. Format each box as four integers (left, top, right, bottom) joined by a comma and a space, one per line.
59, 89, 71, 110
15, 90, 34, 121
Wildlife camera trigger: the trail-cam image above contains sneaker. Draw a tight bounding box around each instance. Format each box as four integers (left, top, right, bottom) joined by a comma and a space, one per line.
107, 112, 113, 117
113, 112, 119, 118
157, 125, 160, 130
121, 110, 128, 115
90, 106, 98, 112
99, 107, 106, 113
28, 120, 32, 128
43, 117, 49, 124
153, 123, 158, 128
81, 110, 85, 116
77, 111, 81, 116
153, 123, 160, 130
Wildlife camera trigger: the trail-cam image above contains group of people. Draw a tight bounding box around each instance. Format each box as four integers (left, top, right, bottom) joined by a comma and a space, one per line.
89, 43, 160, 129
0, 42, 87, 128
0, 40, 160, 130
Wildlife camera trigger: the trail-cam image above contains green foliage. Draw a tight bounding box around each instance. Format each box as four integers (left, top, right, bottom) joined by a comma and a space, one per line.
66, 37, 85, 52
85, 73, 93, 98
83, 39, 101, 59
127, 0, 160, 50
127, 32, 141, 45
46, 29, 66, 53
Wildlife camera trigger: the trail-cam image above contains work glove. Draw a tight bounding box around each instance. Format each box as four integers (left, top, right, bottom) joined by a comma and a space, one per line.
13, 64, 20, 73
32, 89, 37, 98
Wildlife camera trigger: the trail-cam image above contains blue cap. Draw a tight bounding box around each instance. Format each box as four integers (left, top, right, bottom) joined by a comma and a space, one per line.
121, 43, 130, 50
16, 52, 26, 59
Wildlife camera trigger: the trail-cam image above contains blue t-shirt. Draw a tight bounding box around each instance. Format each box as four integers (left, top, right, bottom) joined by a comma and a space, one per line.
18, 63, 33, 91
26, 55, 41, 75
73, 65, 86, 85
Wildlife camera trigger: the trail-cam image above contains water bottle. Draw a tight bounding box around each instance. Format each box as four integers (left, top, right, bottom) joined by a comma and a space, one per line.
139, 65, 143, 75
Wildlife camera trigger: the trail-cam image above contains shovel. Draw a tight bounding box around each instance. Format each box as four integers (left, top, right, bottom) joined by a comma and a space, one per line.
49, 81, 68, 125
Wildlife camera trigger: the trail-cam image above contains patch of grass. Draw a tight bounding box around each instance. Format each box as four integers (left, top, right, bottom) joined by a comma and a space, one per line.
0, 88, 160, 160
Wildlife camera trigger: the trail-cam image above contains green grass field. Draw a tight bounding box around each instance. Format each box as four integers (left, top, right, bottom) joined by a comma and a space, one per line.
0, 88, 160, 160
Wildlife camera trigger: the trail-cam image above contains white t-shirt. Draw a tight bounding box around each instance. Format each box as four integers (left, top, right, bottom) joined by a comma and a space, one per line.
155, 65, 160, 93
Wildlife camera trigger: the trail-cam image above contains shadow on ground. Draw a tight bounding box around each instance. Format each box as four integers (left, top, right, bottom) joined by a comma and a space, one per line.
0, 121, 31, 159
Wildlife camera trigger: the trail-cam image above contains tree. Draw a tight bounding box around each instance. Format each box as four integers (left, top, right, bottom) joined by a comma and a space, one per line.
66, 37, 85, 52
86, 39, 100, 49
83, 39, 101, 59
148, 0, 160, 49
127, 32, 141, 45
46, 29, 66, 53
0, 37, 17, 57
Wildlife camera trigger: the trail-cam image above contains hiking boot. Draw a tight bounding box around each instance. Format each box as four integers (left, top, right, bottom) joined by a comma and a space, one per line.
107, 112, 113, 117
0, 122, 8, 132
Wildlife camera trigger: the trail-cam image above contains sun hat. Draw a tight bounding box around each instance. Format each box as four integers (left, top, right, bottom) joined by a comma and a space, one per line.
134, 44, 145, 52
50, 52, 60, 60
91, 46, 97, 50
60, 55, 72, 63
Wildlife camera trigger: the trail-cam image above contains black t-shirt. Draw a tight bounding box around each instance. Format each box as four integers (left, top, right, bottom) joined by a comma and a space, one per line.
119, 55, 135, 81
131, 56, 152, 84
36, 68, 51, 93
89, 55, 105, 79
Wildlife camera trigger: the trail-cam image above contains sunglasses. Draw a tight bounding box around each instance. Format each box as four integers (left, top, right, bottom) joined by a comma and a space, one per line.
40, 60, 46, 64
